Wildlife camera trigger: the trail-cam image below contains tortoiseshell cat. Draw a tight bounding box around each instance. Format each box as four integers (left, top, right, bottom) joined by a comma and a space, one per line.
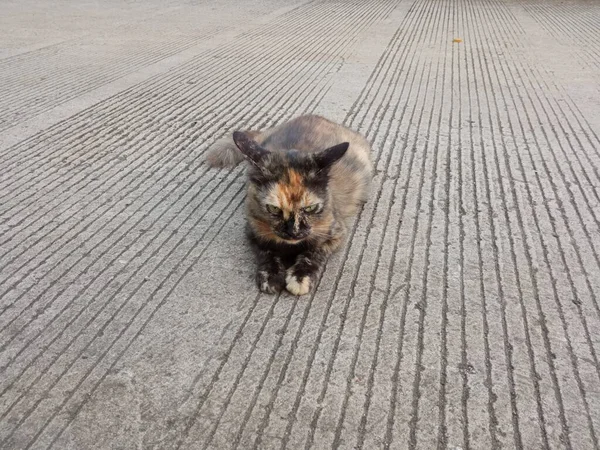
206, 115, 372, 295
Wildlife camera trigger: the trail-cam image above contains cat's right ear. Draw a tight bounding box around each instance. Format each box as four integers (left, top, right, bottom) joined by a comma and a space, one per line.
314, 142, 349, 171
233, 131, 269, 166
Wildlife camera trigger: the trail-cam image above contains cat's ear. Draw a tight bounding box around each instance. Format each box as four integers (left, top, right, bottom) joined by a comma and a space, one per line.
314, 142, 349, 171
233, 131, 269, 166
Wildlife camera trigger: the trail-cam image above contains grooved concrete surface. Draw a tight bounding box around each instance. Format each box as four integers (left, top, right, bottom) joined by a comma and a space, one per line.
1, 0, 600, 448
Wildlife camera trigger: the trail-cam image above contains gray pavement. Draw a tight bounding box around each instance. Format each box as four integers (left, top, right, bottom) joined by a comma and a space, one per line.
1, 0, 600, 448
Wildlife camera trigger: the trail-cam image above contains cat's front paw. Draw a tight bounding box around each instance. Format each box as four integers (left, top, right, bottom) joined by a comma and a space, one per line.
285, 272, 311, 296
257, 269, 285, 294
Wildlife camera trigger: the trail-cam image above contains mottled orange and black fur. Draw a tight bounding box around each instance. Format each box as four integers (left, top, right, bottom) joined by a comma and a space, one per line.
206, 115, 372, 295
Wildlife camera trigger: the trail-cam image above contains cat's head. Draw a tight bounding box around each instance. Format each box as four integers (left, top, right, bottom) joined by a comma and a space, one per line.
233, 131, 348, 244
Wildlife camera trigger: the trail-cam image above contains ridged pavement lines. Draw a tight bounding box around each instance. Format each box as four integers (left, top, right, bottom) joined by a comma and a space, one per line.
1, 0, 599, 449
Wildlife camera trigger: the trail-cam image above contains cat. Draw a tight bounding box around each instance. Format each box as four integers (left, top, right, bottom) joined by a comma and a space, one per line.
205, 114, 372, 295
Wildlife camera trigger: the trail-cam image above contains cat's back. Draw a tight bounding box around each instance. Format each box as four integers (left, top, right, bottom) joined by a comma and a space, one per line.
259, 115, 372, 219
260, 115, 365, 155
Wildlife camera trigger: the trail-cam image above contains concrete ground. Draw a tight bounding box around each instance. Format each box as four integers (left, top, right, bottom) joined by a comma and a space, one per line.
1, 0, 599, 448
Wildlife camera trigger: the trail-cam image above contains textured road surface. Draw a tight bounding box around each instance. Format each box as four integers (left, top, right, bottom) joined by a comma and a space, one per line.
1, 0, 600, 448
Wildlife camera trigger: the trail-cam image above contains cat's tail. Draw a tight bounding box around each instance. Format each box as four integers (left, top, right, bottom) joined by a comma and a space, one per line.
205, 130, 261, 168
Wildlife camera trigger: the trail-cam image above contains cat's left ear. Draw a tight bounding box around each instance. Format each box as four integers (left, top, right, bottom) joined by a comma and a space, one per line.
314, 142, 349, 171
233, 131, 270, 166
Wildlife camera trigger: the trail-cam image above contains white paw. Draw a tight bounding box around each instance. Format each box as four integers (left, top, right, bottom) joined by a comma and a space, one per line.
285, 272, 311, 296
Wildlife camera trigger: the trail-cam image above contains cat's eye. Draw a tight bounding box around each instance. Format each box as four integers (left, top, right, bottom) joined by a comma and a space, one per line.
266, 204, 281, 215
302, 204, 319, 214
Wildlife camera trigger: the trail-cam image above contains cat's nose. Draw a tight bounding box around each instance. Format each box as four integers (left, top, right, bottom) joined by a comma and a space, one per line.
284, 221, 296, 237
